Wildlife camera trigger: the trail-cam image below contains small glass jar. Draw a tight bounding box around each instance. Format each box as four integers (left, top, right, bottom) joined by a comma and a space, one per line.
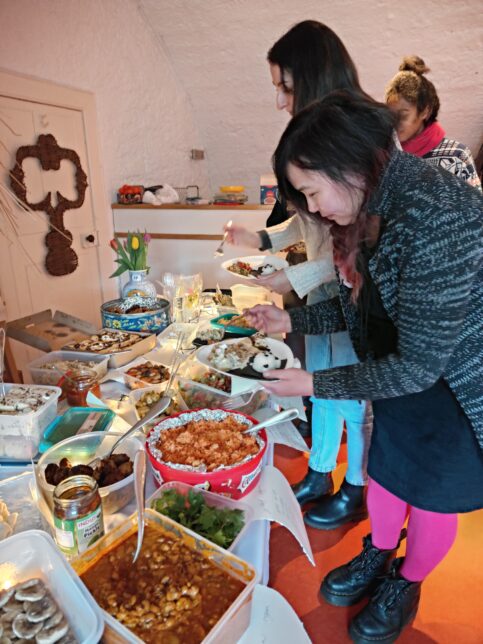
63, 367, 101, 406
53, 474, 104, 557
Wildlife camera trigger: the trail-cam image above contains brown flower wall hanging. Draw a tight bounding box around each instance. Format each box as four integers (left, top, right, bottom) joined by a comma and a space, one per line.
10, 133, 88, 276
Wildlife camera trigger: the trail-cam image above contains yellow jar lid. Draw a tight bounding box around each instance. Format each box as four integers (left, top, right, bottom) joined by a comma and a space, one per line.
219, 185, 245, 193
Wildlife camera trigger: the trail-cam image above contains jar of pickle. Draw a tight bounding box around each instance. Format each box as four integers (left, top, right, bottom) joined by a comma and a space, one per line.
53, 474, 104, 557
63, 367, 101, 406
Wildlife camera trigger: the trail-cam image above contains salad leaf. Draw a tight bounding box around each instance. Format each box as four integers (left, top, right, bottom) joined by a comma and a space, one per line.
152, 488, 245, 549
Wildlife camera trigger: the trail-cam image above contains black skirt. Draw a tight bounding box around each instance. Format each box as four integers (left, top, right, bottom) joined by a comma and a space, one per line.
368, 379, 483, 513
359, 248, 483, 513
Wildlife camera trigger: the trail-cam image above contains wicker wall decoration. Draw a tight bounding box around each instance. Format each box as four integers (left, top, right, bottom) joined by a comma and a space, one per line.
10, 133, 88, 276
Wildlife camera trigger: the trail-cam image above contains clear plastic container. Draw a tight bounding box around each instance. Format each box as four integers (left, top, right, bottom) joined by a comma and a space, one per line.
0, 471, 48, 537
129, 382, 188, 426
0, 384, 62, 462
178, 377, 268, 416
35, 431, 143, 515
0, 529, 104, 644
72, 509, 258, 644
27, 350, 109, 386
147, 480, 254, 552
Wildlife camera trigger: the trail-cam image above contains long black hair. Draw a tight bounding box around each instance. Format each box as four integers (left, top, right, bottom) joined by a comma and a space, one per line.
273, 92, 396, 297
268, 20, 372, 113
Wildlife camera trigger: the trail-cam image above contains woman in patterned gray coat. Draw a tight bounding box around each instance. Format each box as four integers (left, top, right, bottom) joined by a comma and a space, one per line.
246, 92, 483, 644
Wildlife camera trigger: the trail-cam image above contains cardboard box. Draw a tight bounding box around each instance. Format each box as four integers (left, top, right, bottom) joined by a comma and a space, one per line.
7, 310, 97, 352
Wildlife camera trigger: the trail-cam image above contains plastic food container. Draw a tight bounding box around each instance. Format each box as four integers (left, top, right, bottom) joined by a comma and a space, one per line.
0, 471, 48, 538
72, 509, 258, 644
36, 431, 143, 515
27, 351, 109, 386
39, 406, 116, 453
177, 377, 268, 415
129, 382, 188, 427
0, 384, 62, 462
62, 329, 156, 368
146, 409, 267, 499
147, 480, 254, 552
0, 529, 104, 644
118, 355, 171, 390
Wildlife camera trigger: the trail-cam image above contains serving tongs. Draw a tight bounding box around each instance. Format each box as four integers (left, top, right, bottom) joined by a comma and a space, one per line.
242, 408, 299, 434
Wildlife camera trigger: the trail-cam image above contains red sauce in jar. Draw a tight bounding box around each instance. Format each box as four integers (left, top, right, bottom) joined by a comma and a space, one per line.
63, 368, 101, 406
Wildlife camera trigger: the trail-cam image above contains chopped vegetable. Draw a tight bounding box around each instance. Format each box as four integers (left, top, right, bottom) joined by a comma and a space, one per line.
151, 488, 245, 549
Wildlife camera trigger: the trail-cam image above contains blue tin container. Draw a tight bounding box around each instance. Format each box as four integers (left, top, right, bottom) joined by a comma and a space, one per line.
101, 296, 170, 333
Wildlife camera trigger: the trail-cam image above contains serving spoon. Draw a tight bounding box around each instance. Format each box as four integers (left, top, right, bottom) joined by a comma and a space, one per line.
132, 448, 147, 563
243, 407, 299, 434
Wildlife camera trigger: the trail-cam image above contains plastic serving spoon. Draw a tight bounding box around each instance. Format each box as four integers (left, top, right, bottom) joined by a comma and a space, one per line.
132, 448, 147, 563
242, 407, 299, 435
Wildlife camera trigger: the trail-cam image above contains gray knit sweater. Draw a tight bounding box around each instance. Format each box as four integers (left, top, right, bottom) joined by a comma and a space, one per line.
289, 151, 483, 451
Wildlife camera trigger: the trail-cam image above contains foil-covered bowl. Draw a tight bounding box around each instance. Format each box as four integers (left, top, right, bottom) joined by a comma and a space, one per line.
145, 408, 267, 499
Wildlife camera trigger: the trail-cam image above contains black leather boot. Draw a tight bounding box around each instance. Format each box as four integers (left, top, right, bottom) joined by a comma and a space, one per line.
291, 468, 334, 506
349, 558, 421, 644
320, 531, 406, 607
304, 478, 367, 530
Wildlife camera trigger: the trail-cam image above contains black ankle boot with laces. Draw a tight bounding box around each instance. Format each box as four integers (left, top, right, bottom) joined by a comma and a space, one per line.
349, 558, 421, 644
320, 531, 406, 607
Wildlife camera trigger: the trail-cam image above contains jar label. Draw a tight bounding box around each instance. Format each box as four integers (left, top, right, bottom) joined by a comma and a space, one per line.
54, 505, 104, 557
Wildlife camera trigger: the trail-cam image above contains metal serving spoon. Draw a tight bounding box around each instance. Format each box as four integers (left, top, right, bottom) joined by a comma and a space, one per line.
243, 407, 299, 435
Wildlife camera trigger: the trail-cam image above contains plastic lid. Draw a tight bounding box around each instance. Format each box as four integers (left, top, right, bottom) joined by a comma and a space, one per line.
219, 185, 245, 193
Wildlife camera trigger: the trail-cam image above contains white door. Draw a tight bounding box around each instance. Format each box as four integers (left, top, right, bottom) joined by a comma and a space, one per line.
0, 71, 116, 377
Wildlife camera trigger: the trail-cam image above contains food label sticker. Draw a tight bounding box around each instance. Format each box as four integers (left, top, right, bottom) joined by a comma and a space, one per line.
76, 412, 103, 435
54, 505, 104, 556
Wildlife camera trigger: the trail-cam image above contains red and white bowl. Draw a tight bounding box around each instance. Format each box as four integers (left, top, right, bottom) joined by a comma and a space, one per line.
145, 408, 267, 499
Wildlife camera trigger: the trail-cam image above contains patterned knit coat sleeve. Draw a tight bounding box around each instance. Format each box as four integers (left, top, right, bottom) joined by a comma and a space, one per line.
312, 173, 482, 401
288, 297, 347, 335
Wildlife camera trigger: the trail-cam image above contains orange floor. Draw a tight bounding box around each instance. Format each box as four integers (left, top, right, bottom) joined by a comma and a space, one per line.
269, 443, 483, 644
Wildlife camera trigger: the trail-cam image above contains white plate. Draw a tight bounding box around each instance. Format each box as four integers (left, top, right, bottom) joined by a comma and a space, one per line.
195, 337, 294, 381
221, 255, 289, 280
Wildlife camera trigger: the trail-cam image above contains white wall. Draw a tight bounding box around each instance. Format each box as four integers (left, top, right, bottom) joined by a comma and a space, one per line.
1, 0, 482, 205
0, 0, 210, 201
145, 0, 483, 201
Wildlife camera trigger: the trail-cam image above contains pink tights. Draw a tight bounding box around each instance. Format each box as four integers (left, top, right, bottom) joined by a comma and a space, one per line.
367, 478, 458, 582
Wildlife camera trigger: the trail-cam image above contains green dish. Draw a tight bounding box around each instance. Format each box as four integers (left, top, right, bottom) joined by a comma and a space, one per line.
210, 313, 256, 336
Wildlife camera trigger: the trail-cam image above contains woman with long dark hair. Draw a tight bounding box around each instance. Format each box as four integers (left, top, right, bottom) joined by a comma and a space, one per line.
246, 92, 483, 643
225, 20, 374, 530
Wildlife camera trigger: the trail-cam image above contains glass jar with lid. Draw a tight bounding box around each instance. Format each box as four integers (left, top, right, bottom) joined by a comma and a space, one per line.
62, 367, 101, 406
53, 474, 104, 557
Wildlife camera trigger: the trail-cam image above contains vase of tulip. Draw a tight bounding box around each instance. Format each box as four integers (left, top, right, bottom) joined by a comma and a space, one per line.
109, 232, 157, 299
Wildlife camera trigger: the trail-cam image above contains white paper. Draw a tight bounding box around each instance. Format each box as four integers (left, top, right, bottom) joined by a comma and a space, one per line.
238, 585, 311, 644
269, 394, 307, 421
245, 465, 314, 566
265, 420, 310, 453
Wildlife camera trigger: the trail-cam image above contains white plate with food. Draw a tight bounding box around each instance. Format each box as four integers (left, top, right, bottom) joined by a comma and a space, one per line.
195, 334, 294, 380
221, 255, 289, 280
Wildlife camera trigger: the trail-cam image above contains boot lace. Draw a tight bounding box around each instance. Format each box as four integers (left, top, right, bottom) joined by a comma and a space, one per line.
348, 536, 385, 578
372, 576, 411, 612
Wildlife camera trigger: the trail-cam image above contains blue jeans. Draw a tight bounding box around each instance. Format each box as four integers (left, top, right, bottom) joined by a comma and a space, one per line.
305, 331, 373, 486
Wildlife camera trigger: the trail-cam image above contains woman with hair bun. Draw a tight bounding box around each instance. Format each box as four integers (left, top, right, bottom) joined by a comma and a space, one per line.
385, 55, 481, 188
